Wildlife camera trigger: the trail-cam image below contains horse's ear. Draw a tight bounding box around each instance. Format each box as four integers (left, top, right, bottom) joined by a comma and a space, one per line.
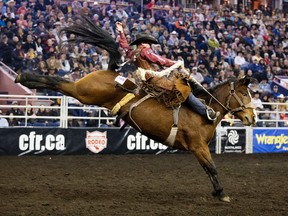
239, 76, 257, 86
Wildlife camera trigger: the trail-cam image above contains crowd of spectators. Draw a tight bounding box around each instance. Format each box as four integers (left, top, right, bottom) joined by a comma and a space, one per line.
0, 0, 288, 127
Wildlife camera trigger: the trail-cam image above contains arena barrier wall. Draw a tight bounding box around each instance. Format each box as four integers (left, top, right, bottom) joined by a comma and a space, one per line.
0, 127, 200, 156
216, 126, 288, 154
0, 126, 287, 156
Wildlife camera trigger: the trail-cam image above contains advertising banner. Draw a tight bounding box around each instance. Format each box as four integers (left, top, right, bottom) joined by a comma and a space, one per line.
253, 128, 288, 153
0, 128, 188, 156
221, 128, 246, 153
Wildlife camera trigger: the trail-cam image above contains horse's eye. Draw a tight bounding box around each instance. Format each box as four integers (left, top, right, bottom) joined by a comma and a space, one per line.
242, 92, 247, 96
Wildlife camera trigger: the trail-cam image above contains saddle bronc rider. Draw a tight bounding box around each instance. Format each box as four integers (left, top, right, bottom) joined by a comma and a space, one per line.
116, 22, 219, 121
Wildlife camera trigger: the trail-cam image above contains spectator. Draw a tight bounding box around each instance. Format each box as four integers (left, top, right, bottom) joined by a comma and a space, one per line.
115, 5, 128, 21
89, 52, 100, 72
23, 34, 36, 53
234, 51, 248, 68
11, 42, 25, 73
6, 0, 16, 14
25, 103, 36, 125
34, 36, 44, 54
100, 55, 109, 70
35, 104, 49, 124
0, 110, 9, 127
246, 56, 265, 81
46, 52, 60, 71
276, 94, 288, 127
69, 53, 79, 72
102, 21, 115, 38
272, 85, 280, 100
251, 90, 264, 110
99, 109, 114, 128
197, 59, 212, 84
196, 28, 208, 51
78, 52, 90, 75
6, 101, 24, 126
125, 1, 139, 19
58, 53, 71, 76
16, 13, 28, 29
43, 37, 57, 57
189, 66, 204, 83
0, 34, 13, 65
210, 75, 221, 88
207, 31, 221, 61
48, 102, 60, 125
165, 9, 175, 32
34, 20, 46, 36
258, 76, 271, 94
175, 15, 187, 36
70, 67, 82, 81
17, 1, 29, 15
167, 31, 179, 47
33, 52, 48, 75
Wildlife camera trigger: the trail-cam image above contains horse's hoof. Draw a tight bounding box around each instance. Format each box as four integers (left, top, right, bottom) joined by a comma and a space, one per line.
212, 191, 231, 202
219, 194, 231, 202
15, 74, 21, 83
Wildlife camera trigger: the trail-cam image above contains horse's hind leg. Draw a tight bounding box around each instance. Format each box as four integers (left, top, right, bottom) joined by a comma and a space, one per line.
15, 73, 76, 97
192, 145, 230, 202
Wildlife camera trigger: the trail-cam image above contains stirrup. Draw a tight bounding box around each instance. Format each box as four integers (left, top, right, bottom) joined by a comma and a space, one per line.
206, 107, 220, 121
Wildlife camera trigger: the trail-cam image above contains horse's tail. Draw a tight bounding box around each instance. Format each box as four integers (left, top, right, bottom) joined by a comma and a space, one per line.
59, 15, 121, 70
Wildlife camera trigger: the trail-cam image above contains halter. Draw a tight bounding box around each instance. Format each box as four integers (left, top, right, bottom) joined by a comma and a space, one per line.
204, 82, 254, 115
224, 82, 255, 114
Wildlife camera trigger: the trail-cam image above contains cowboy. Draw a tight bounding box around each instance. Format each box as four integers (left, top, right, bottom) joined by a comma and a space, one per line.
115, 22, 219, 121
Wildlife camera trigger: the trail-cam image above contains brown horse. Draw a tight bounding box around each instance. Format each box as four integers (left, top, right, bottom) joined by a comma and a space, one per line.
15, 70, 256, 202
14, 16, 256, 202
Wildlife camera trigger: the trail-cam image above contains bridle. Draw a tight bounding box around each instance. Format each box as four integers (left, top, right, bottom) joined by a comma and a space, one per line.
225, 82, 255, 114
206, 81, 255, 115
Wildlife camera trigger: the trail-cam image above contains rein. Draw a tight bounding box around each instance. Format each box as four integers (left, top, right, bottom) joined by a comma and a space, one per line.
195, 80, 253, 114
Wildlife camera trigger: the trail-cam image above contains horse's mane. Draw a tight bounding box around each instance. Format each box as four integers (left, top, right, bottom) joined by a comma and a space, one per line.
59, 15, 121, 70
193, 78, 238, 98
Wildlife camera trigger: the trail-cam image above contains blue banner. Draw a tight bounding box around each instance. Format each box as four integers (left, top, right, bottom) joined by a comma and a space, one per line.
253, 129, 288, 153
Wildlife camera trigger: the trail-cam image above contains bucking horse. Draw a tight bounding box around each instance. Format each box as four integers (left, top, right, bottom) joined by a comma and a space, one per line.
15, 15, 256, 202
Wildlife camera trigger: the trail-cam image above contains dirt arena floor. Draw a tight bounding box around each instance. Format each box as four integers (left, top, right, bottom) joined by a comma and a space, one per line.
0, 153, 287, 216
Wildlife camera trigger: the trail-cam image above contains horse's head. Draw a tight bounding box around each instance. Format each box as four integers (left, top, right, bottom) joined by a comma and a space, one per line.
224, 76, 256, 126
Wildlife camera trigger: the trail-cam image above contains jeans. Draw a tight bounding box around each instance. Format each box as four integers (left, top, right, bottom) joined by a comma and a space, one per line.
187, 93, 206, 116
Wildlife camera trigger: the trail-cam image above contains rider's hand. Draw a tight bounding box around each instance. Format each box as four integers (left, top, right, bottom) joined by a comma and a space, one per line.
116, 22, 123, 33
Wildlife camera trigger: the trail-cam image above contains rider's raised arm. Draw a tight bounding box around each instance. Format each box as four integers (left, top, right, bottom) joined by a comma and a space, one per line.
116, 22, 134, 59
140, 47, 176, 67
118, 32, 134, 58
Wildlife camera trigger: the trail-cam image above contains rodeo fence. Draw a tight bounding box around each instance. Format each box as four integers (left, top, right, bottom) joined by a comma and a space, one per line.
0, 95, 288, 155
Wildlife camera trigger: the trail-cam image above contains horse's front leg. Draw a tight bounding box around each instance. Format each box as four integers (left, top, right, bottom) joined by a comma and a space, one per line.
192, 145, 230, 202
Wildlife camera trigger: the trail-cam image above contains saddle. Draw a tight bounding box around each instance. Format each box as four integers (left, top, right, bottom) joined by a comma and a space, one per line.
142, 75, 191, 107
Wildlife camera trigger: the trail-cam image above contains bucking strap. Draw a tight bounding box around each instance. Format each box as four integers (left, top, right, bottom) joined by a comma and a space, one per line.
128, 94, 152, 132
111, 93, 135, 116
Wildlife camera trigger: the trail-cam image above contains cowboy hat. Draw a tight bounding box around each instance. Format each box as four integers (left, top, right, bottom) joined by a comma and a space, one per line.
253, 90, 261, 94
70, 53, 78, 58
192, 67, 198, 70
129, 33, 158, 46
278, 94, 285, 99
53, 21, 61, 27
80, 53, 88, 57
6, 0, 15, 4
